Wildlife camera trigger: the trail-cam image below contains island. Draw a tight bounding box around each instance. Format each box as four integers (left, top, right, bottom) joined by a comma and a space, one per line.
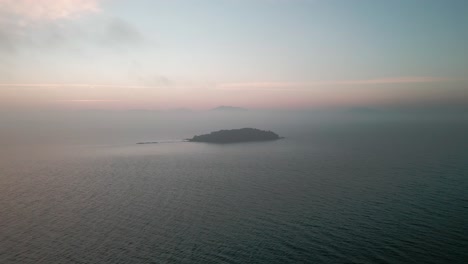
188, 128, 283, 143
210, 105, 248, 112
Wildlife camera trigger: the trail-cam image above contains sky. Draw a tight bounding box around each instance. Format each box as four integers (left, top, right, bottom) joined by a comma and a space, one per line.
0, 0, 467, 111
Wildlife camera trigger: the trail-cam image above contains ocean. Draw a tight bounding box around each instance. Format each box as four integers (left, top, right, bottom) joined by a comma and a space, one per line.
1, 117, 467, 263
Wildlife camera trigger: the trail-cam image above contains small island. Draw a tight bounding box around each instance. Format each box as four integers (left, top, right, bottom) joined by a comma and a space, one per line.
188, 128, 283, 143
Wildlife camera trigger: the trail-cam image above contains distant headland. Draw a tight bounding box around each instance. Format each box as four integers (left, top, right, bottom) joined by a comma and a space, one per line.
210, 106, 248, 112
136, 141, 158, 145
188, 128, 283, 143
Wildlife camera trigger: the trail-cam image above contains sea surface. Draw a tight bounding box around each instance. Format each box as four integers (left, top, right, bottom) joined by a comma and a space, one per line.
1, 120, 467, 263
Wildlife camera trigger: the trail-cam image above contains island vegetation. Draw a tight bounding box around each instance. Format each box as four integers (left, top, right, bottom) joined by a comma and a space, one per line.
188, 128, 283, 143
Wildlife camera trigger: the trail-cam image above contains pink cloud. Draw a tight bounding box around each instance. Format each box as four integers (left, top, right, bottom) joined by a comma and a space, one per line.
217, 76, 453, 90
0, 0, 101, 21
0, 83, 153, 89
55, 99, 121, 102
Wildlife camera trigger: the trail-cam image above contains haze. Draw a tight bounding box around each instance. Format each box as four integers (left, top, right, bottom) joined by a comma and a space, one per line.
1, 0, 467, 112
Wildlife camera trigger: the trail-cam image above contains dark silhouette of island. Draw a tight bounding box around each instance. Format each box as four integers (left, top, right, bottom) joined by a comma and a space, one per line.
188, 128, 283, 143
136, 141, 158, 144
210, 105, 248, 112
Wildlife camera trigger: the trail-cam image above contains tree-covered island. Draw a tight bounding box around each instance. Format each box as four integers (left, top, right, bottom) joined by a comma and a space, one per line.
188, 128, 283, 143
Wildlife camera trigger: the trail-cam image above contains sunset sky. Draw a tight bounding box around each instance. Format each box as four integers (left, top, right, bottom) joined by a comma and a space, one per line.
1, 0, 467, 110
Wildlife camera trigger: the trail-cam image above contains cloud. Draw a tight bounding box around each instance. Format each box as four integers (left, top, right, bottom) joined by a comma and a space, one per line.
104, 18, 143, 45
54, 99, 121, 102
217, 77, 454, 90
0, 0, 105, 55
0, 22, 17, 52
0, 16, 145, 57
0, 0, 101, 21
0, 83, 155, 89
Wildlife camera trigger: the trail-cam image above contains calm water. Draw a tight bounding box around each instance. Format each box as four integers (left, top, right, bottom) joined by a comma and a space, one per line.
1, 121, 467, 263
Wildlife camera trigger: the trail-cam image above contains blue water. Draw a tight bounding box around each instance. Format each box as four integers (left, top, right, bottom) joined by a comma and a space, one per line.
1, 121, 467, 263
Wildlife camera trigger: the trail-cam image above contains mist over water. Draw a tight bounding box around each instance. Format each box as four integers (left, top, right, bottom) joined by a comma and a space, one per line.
2, 108, 466, 147
1, 109, 467, 263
